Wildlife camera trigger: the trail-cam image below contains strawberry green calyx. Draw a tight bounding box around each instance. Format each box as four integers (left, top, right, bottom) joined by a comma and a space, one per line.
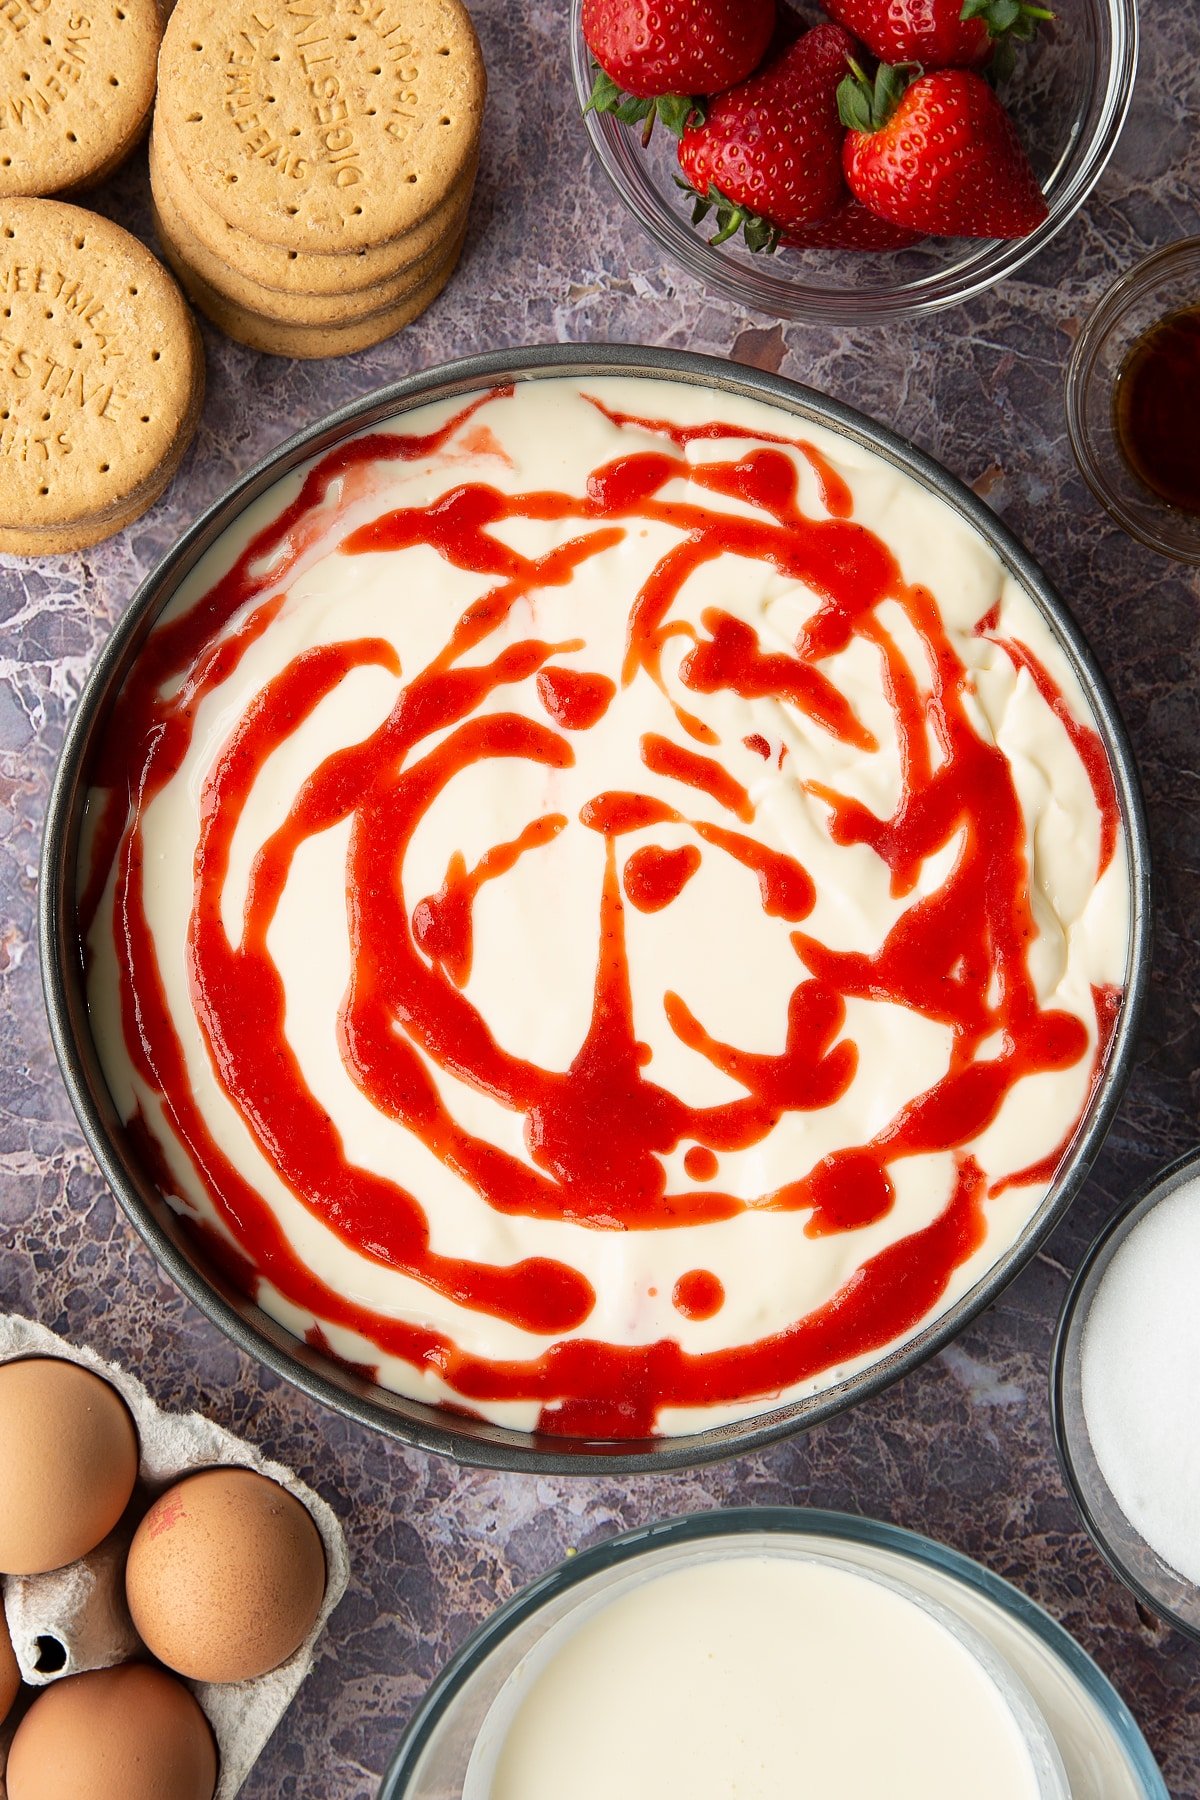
960, 0, 1054, 40
836, 60, 916, 135
585, 66, 703, 142
961, 0, 1053, 78
674, 178, 782, 254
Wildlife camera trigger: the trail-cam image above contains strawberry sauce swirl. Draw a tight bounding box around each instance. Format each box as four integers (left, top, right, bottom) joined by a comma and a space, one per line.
82, 384, 1126, 1439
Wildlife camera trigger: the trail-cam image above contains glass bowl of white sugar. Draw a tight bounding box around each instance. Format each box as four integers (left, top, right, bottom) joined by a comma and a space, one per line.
1053, 1147, 1200, 1639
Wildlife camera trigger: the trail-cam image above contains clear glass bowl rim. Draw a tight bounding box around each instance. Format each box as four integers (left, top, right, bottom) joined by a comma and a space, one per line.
1050, 1143, 1200, 1641
569, 0, 1140, 323
1064, 237, 1200, 563
377, 1505, 1168, 1799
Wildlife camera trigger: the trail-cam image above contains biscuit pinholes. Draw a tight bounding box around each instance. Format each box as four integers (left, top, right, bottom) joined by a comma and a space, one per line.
0, 0, 163, 198
157, 0, 484, 251
0, 198, 204, 556
150, 0, 486, 357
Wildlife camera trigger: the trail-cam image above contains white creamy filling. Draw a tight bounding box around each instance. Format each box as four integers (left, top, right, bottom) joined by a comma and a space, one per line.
471, 1555, 1050, 1800
83, 377, 1133, 1432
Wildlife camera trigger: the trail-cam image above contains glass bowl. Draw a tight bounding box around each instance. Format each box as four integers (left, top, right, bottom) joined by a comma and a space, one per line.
1052, 1147, 1200, 1641
379, 1508, 1168, 1800
569, 0, 1138, 324
1065, 239, 1200, 564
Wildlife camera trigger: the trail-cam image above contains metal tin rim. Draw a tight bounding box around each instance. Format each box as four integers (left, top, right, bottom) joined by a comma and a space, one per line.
376, 1505, 1169, 1800
40, 342, 1152, 1474
1050, 1145, 1200, 1643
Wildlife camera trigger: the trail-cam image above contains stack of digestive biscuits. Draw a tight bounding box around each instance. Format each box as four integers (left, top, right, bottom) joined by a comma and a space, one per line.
0, 0, 164, 199
149, 0, 485, 358
0, 198, 204, 556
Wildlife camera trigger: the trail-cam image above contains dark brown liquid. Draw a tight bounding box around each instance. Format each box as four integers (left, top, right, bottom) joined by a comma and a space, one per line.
1114, 307, 1200, 513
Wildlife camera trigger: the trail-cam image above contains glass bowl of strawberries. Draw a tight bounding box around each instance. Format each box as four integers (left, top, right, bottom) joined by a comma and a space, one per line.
570, 0, 1138, 323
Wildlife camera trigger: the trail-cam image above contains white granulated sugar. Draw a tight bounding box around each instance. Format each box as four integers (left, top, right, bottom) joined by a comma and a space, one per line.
1080, 1176, 1200, 1587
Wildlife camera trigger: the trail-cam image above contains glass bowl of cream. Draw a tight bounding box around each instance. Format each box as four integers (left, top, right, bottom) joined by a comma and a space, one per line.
1052, 1146, 1200, 1640
380, 1508, 1168, 1800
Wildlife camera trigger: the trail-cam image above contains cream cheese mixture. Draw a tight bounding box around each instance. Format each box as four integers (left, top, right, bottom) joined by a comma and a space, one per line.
81, 376, 1132, 1437
469, 1556, 1055, 1800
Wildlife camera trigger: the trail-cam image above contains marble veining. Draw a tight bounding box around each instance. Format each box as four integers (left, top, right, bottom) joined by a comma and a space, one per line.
2, 2, 1200, 1793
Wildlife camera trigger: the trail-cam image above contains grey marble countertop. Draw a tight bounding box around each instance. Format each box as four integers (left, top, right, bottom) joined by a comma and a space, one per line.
3, 2, 1200, 1794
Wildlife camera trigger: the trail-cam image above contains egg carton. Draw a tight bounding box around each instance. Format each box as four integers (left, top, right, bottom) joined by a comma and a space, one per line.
0, 1313, 350, 1799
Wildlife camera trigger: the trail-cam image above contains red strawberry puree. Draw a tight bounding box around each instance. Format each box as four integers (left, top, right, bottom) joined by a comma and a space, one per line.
81, 378, 1130, 1438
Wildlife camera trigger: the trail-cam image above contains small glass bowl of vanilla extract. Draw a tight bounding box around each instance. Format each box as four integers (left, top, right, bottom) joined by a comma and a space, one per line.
1066, 238, 1200, 563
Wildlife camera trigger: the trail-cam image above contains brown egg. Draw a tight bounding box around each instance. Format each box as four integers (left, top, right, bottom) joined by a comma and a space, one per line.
0, 1597, 20, 1727
126, 1466, 327, 1683
0, 1358, 139, 1574
6, 1662, 217, 1800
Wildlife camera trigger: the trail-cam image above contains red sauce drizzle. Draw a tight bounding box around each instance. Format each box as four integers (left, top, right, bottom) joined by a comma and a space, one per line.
684, 1146, 719, 1181
624, 844, 702, 912
796, 1149, 897, 1238
986, 632, 1118, 879
989, 983, 1124, 1197
84, 386, 1126, 1439
673, 1269, 725, 1320
536, 666, 616, 731
641, 731, 754, 823
414, 815, 567, 989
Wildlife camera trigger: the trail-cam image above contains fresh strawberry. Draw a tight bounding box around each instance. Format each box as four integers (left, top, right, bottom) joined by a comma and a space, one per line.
784, 196, 925, 250
677, 23, 856, 251
821, 0, 1051, 72
584, 0, 776, 140
839, 62, 1049, 239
